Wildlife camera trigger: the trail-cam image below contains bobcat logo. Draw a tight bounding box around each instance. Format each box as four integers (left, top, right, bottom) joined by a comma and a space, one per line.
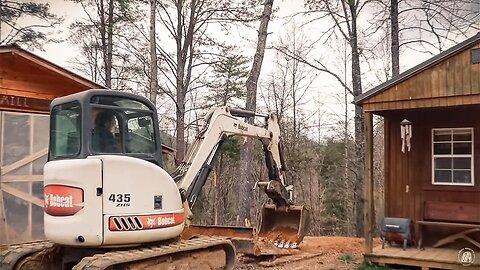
146, 217, 156, 228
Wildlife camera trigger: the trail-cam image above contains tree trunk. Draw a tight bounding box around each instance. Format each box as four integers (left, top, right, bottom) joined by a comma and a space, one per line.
349, 6, 364, 238
390, 0, 399, 77
105, 0, 114, 88
149, 0, 158, 105
174, 0, 186, 165
98, 0, 108, 88
237, 0, 274, 227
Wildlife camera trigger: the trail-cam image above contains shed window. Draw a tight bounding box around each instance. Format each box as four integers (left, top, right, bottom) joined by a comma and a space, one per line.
432, 128, 473, 186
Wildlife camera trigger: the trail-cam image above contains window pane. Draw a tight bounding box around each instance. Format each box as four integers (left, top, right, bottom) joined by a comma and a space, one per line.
50, 102, 81, 158
452, 142, 472, 154
453, 170, 471, 184
91, 95, 150, 110
434, 130, 451, 142
126, 115, 156, 154
453, 129, 472, 141
435, 158, 452, 169
3, 113, 30, 166
434, 170, 452, 183
453, 158, 471, 169
434, 143, 451, 154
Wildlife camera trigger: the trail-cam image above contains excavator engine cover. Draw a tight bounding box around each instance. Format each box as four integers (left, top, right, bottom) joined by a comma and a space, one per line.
257, 204, 309, 249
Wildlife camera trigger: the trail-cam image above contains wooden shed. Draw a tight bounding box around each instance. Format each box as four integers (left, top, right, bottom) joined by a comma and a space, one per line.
356, 32, 480, 269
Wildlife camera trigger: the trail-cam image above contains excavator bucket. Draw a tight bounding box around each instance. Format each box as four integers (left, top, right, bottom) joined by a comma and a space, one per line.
255, 204, 309, 254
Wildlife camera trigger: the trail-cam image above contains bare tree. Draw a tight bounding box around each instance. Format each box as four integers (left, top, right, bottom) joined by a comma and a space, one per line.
303, 0, 366, 237
155, 0, 262, 165
149, 0, 158, 105
371, 0, 480, 77
237, 0, 274, 227
69, 0, 139, 88
0, 0, 61, 49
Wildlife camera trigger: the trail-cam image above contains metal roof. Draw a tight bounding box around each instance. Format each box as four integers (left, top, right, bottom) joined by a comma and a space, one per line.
354, 32, 480, 105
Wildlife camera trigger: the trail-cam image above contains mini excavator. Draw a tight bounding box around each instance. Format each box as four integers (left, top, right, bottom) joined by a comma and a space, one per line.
0, 89, 308, 270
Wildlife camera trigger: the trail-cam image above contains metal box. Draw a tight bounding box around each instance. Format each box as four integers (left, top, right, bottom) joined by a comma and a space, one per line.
380, 217, 414, 250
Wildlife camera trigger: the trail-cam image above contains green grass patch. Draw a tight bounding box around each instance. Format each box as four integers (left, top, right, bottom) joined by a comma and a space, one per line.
338, 254, 355, 264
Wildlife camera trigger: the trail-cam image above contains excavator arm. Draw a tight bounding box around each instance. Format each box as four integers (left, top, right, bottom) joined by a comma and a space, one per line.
172, 106, 309, 250
172, 106, 291, 210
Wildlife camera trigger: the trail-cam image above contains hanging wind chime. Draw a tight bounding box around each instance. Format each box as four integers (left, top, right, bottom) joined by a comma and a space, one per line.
400, 119, 412, 153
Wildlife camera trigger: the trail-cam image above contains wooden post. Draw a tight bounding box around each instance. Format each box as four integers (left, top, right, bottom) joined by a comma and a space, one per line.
364, 111, 374, 254
0, 190, 8, 244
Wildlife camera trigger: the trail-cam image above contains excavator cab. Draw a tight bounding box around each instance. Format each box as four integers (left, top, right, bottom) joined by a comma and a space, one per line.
49, 89, 164, 166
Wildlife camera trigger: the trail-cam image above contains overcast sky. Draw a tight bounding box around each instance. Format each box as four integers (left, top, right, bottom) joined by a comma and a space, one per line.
24, 0, 479, 138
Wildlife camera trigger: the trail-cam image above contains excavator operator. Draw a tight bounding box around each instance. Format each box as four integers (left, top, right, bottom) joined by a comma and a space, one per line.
92, 110, 120, 153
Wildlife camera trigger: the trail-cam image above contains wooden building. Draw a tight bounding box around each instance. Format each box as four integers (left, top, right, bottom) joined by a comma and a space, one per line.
356, 32, 480, 269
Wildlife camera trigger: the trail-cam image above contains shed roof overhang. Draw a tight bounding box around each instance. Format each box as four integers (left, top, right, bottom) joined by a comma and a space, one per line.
0, 44, 105, 113
354, 32, 480, 113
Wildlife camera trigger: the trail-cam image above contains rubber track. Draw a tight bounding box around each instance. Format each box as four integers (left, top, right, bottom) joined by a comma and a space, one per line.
72, 237, 236, 270
0, 240, 54, 270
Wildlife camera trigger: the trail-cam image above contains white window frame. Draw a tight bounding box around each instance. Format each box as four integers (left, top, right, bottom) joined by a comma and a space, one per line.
431, 127, 474, 186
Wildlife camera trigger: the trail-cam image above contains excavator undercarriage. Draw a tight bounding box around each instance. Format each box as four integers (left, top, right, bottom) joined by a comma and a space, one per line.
1, 237, 235, 270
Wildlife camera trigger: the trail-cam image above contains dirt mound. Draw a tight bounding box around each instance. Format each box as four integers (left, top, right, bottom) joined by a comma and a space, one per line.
237, 236, 381, 270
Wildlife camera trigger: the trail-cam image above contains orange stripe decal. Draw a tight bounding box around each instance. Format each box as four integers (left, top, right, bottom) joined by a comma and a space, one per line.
109, 212, 185, 231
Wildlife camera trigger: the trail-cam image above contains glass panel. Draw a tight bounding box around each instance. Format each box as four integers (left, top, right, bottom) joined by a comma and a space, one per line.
433, 130, 451, 142
5, 163, 30, 176
32, 182, 44, 200
453, 170, 471, 183
453, 158, 471, 169
50, 102, 81, 158
453, 129, 472, 141
92, 109, 121, 153
435, 158, 452, 169
453, 142, 472, 154
33, 115, 49, 152
32, 155, 47, 175
31, 205, 45, 239
434, 170, 452, 183
3, 191, 28, 239
5, 182, 29, 193
1, 111, 50, 243
433, 143, 451, 154
3, 113, 30, 166
126, 115, 156, 154
91, 96, 149, 110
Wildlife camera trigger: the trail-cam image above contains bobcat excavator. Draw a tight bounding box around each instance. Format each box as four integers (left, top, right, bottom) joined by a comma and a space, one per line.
0, 89, 308, 270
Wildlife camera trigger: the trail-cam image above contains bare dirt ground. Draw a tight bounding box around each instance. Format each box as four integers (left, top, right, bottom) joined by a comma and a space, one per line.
236, 236, 381, 270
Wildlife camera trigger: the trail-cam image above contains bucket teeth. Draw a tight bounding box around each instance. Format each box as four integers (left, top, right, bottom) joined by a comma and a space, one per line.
273, 240, 299, 249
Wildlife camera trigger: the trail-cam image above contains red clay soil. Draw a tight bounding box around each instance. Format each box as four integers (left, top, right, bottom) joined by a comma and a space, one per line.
257, 226, 302, 244
237, 236, 381, 270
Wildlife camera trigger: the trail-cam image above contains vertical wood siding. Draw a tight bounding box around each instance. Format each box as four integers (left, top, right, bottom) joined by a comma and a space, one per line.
384, 107, 480, 224
364, 43, 480, 111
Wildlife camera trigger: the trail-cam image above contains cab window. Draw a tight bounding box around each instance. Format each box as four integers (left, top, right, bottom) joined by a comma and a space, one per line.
50, 102, 81, 158
126, 115, 155, 154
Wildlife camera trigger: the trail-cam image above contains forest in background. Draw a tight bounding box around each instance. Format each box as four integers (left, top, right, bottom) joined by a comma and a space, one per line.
1, 0, 479, 237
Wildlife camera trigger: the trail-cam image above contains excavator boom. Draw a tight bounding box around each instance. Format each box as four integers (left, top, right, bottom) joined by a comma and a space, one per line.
173, 106, 309, 251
